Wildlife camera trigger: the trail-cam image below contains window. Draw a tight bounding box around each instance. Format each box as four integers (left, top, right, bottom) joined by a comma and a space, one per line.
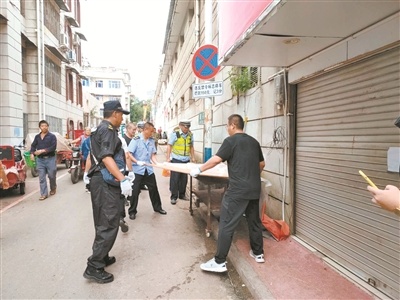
22, 47, 27, 83
95, 80, 103, 88
45, 56, 61, 93
109, 96, 120, 101
44, 0, 60, 37
180, 96, 184, 112
109, 80, 121, 89
249, 67, 260, 86
82, 78, 89, 86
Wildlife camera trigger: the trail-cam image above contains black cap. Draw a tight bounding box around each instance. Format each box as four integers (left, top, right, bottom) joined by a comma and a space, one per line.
103, 100, 130, 115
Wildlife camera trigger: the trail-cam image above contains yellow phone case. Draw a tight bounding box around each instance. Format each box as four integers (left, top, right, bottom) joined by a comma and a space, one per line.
358, 170, 377, 188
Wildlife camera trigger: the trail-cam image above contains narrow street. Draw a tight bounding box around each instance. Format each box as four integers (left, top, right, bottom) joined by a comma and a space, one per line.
0, 149, 252, 299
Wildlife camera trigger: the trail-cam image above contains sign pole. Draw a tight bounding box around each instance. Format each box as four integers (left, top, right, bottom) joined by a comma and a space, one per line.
204, 0, 212, 162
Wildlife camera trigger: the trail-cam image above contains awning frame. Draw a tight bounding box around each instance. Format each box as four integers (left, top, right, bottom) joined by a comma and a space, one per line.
45, 44, 69, 63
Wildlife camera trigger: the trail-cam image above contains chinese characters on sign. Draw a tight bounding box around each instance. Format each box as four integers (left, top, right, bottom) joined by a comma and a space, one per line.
192, 81, 223, 99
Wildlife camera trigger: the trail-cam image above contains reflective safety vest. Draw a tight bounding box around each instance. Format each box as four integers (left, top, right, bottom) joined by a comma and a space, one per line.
172, 132, 192, 157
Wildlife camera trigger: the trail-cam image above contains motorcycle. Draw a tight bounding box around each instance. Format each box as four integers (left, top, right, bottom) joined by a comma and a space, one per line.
69, 147, 85, 184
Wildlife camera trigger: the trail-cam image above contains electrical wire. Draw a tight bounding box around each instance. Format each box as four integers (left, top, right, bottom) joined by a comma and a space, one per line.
266, 126, 286, 155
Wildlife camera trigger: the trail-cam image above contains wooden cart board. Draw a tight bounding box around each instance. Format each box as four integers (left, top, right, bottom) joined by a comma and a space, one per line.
150, 162, 228, 178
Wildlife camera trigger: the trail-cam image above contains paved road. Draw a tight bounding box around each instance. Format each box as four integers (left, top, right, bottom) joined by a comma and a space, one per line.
1, 150, 252, 299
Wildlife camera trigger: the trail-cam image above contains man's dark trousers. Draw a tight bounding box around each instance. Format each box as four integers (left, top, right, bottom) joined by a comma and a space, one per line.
87, 174, 122, 269
170, 158, 189, 200
128, 169, 163, 216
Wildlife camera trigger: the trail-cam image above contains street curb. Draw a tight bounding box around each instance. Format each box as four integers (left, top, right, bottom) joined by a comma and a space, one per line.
197, 203, 275, 300
229, 243, 275, 300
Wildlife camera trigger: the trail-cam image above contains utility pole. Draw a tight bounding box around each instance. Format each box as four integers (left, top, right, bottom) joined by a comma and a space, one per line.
204, 0, 212, 162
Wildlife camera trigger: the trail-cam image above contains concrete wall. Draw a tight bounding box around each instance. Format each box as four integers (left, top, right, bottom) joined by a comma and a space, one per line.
0, 0, 24, 146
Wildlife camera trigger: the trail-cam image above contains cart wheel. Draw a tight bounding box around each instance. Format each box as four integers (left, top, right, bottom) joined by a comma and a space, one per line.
19, 182, 25, 195
71, 167, 80, 184
31, 167, 38, 177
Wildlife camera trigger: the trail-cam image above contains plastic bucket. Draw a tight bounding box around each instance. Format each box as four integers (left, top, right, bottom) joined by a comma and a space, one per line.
24, 151, 36, 168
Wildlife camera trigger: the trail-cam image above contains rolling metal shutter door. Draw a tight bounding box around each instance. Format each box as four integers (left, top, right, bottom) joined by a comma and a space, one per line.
295, 47, 400, 299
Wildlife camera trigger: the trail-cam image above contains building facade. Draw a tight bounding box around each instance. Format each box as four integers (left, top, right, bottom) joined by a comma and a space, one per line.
0, 0, 89, 144
80, 66, 132, 126
153, 1, 399, 299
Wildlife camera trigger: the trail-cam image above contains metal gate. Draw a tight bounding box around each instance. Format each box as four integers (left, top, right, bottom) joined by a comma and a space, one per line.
295, 47, 400, 299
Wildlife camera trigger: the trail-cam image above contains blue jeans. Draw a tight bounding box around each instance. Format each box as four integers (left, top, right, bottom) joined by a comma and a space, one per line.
36, 156, 57, 196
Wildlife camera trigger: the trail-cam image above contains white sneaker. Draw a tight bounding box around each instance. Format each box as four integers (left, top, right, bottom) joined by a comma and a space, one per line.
249, 250, 265, 263
200, 258, 227, 273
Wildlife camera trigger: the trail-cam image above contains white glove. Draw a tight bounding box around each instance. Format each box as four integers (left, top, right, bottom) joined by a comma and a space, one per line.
127, 171, 135, 183
136, 161, 146, 166
190, 167, 202, 177
83, 172, 90, 184
120, 178, 133, 197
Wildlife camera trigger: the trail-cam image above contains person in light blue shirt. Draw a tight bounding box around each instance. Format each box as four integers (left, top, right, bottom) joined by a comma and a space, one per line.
127, 122, 167, 219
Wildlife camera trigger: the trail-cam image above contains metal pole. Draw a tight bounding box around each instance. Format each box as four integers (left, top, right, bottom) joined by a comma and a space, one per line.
204, 0, 212, 162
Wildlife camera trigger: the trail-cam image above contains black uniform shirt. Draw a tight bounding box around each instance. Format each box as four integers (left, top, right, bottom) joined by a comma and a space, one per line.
88, 120, 122, 174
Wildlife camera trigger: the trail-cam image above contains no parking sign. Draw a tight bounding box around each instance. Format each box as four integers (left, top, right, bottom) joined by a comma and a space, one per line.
192, 44, 220, 80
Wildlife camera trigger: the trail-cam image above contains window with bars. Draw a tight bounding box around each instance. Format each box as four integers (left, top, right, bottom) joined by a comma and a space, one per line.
109, 80, 121, 89
44, 0, 60, 38
45, 56, 61, 93
229, 66, 259, 98
95, 80, 103, 88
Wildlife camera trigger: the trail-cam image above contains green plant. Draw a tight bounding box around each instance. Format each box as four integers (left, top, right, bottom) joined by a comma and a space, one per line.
229, 67, 254, 104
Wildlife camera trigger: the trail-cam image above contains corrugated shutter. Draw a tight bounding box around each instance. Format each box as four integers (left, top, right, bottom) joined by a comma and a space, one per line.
295, 47, 400, 299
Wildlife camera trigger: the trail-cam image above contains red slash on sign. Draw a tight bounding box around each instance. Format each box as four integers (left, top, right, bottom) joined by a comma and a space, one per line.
192, 44, 221, 80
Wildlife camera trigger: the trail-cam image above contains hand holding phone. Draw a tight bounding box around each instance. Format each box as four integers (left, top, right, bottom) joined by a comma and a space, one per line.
359, 170, 377, 188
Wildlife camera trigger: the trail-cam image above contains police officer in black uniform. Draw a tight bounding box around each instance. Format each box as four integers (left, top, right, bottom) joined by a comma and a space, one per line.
83, 100, 132, 284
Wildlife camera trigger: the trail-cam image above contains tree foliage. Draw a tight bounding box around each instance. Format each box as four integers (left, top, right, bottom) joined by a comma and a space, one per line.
130, 99, 152, 123
229, 67, 254, 104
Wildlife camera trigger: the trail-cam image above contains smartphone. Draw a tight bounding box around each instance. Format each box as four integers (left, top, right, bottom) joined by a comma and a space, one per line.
358, 170, 377, 188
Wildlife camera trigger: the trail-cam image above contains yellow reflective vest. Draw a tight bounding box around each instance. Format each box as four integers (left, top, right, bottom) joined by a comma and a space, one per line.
172, 132, 192, 157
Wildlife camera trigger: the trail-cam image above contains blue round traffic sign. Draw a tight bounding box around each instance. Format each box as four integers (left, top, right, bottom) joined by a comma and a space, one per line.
192, 44, 220, 80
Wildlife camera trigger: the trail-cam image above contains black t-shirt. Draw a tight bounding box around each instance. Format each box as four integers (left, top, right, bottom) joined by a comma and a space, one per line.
216, 133, 264, 200
122, 134, 132, 147
88, 120, 122, 174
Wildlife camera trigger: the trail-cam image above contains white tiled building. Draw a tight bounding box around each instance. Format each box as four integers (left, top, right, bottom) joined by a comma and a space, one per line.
0, 0, 91, 144
80, 66, 132, 126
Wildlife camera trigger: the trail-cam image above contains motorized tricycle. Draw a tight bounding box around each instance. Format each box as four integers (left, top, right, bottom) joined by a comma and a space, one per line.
0, 145, 27, 195
69, 147, 85, 183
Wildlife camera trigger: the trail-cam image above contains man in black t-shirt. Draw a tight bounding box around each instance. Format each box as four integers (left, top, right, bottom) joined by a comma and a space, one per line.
190, 114, 266, 273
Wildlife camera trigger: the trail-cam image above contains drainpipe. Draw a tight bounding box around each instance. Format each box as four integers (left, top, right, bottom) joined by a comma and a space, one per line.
40, 0, 45, 118
282, 69, 288, 221
36, 0, 42, 120
203, 0, 212, 162
195, 0, 200, 77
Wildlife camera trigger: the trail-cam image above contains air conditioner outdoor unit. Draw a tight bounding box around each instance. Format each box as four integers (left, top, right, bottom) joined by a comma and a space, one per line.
73, 33, 80, 45
67, 50, 76, 62
60, 33, 69, 46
